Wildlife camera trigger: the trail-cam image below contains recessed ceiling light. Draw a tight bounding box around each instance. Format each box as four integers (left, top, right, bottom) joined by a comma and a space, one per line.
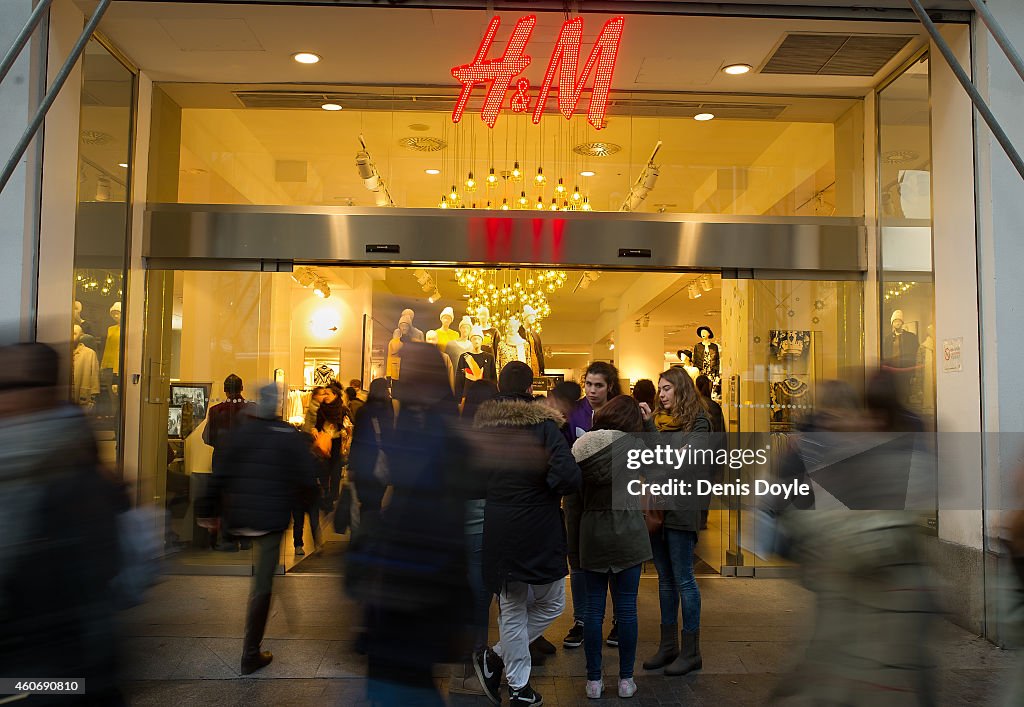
580, 170, 596, 177
292, 52, 321, 64
425, 168, 441, 175
694, 113, 715, 121
118, 163, 128, 168
321, 103, 342, 111
723, 63, 752, 75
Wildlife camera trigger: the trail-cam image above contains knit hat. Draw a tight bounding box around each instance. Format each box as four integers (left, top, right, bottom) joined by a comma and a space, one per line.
402, 308, 415, 320
470, 325, 484, 339
522, 304, 536, 317
109, 302, 121, 315
459, 316, 473, 332
890, 309, 904, 324
399, 313, 413, 326
440, 306, 454, 321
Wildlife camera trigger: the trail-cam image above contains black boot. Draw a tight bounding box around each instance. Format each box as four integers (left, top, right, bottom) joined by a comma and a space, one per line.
642, 623, 679, 670
240, 592, 273, 675
664, 629, 702, 676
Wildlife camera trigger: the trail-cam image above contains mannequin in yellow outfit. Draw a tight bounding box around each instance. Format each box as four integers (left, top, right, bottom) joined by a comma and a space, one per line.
431, 306, 460, 350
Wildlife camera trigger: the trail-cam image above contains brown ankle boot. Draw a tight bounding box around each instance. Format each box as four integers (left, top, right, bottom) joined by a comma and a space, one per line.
664, 629, 702, 676
642, 623, 679, 670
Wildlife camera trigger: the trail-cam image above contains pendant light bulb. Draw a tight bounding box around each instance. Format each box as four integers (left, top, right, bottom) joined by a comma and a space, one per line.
582, 197, 592, 211
449, 185, 458, 201
501, 198, 510, 211
465, 172, 476, 191
511, 162, 522, 181
561, 199, 570, 211
535, 166, 547, 186
487, 167, 498, 186
555, 177, 566, 195
549, 198, 558, 211
535, 196, 544, 210
572, 186, 582, 202
518, 191, 528, 206
439, 195, 449, 209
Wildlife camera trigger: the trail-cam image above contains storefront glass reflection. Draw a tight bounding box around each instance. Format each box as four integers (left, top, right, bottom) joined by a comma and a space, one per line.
72, 40, 134, 470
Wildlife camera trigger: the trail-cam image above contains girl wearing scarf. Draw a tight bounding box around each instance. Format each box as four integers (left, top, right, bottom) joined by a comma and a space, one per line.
642, 367, 711, 677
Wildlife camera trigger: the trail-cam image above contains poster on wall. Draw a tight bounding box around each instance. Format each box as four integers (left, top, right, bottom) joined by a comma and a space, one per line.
169, 382, 211, 422
167, 406, 182, 438
768, 331, 812, 430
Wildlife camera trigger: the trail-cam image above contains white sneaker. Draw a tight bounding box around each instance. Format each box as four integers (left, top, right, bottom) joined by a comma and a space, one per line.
618, 678, 638, 698
585, 680, 604, 699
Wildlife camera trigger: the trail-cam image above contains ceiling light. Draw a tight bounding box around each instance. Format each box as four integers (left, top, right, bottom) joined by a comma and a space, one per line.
694, 113, 715, 121
608, 339, 615, 351
117, 162, 128, 168
425, 168, 441, 175
700, 274, 713, 292
292, 52, 321, 64
580, 170, 596, 177
634, 320, 641, 333
688, 282, 702, 299
723, 63, 752, 75
321, 103, 342, 111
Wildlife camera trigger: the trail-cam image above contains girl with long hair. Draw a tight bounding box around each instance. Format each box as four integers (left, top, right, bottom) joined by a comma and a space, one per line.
643, 367, 710, 677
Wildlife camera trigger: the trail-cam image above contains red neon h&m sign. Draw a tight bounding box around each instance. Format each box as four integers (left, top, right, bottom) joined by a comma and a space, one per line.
451, 15, 624, 130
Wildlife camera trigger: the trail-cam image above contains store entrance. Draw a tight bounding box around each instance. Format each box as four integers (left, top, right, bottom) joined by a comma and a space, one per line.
143, 263, 863, 577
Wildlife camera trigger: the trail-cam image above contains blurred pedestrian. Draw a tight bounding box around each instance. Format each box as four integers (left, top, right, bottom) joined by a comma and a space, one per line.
0, 342, 126, 703
316, 382, 352, 507
570, 395, 653, 699
473, 362, 582, 707
197, 383, 318, 675
643, 367, 711, 676
631, 378, 656, 412
450, 378, 499, 696
348, 378, 395, 520
350, 344, 474, 707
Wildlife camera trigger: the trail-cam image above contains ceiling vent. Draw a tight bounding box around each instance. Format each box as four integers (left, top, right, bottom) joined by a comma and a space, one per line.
573, 142, 622, 157
762, 34, 913, 76
397, 136, 448, 152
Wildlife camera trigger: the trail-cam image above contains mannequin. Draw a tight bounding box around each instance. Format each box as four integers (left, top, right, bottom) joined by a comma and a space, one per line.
401, 308, 426, 342
430, 306, 459, 350
676, 349, 700, 381
446, 316, 474, 366
426, 329, 456, 393
519, 304, 545, 375
101, 302, 121, 411
73, 300, 84, 328
882, 309, 919, 404
455, 325, 496, 399
497, 316, 532, 372
387, 314, 413, 380
475, 306, 500, 355
693, 327, 720, 380
72, 324, 100, 410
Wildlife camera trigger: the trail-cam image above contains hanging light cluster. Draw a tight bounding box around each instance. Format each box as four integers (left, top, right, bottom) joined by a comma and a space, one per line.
75, 270, 124, 297
455, 269, 568, 333
884, 281, 917, 302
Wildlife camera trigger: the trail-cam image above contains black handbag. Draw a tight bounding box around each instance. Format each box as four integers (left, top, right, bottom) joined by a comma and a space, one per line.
333, 482, 354, 534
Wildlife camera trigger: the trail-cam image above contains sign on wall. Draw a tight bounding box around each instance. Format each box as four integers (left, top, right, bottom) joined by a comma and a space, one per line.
451, 15, 625, 130
942, 337, 962, 373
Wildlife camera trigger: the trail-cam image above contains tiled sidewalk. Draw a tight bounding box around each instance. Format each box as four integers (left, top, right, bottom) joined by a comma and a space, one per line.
120, 574, 1014, 706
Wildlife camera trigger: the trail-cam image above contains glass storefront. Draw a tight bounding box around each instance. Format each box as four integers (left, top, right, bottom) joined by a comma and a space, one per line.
140, 265, 862, 574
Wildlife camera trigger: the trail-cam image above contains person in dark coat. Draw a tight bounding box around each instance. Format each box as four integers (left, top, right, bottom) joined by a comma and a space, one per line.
198, 383, 318, 675
472, 362, 582, 707
0, 343, 126, 703
351, 344, 474, 707
347, 378, 395, 517
316, 382, 351, 506
203, 373, 257, 551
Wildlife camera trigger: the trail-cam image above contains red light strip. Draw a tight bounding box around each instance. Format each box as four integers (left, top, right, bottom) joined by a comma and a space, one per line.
532, 16, 624, 129
451, 15, 537, 128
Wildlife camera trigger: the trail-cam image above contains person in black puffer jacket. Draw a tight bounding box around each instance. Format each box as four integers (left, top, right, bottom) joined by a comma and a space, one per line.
471, 362, 582, 707
198, 383, 318, 676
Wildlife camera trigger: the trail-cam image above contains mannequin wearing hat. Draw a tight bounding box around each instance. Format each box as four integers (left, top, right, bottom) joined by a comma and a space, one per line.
446, 315, 474, 365
496, 316, 532, 372
430, 306, 460, 350
101, 302, 121, 374
676, 349, 700, 381
386, 314, 414, 380
454, 325, 496, 399
882, 309, 920, 403
426, 329, 456, 393
693, 326, 720, 382
474, 306, 500, 356
401, 308, 425, 343
519, 305, 545, 375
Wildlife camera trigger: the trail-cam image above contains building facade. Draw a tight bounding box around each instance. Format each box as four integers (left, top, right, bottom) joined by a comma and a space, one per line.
0, 0, 1020, 639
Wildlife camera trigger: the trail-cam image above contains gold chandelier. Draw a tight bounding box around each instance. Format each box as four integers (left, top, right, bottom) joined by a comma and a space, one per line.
455, 269, 568, 333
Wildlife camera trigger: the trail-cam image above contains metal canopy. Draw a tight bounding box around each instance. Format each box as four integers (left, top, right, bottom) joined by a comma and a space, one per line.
144, 204, 866, 277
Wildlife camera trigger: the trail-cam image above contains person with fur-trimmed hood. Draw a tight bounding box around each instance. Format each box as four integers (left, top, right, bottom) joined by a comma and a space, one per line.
472, 361, 582, 707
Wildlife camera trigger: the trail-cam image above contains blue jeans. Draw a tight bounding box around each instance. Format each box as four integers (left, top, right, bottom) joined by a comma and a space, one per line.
570, 568, 587, 622
650, 528, 701, 632
583, 565, 641, 680
465, 532, 491, 651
